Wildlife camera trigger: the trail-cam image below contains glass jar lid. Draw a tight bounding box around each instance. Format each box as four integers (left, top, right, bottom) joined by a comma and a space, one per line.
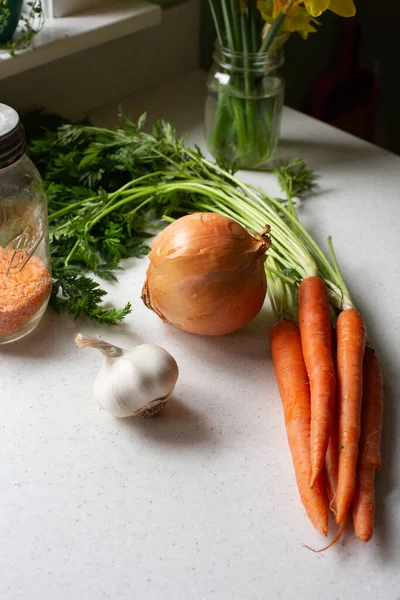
0, 103, 25, 170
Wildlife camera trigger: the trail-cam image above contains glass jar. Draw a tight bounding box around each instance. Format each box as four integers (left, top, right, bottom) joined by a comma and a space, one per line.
204, 46, 285, 169
0, 103, 51, 344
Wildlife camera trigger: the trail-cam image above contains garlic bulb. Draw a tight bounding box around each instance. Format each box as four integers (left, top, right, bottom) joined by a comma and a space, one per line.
75, 334, 179, 417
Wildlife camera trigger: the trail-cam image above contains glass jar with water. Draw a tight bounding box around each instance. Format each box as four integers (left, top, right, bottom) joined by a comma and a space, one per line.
204, 46, 285, 169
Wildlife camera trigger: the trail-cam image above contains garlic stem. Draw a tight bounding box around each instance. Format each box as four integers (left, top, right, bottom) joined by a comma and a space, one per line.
75, 333, 124, 358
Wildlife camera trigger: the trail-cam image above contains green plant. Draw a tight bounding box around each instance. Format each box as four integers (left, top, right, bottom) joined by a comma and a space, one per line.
0, 0, 44, 55
0, 0, 11, 33
26, 111, 320, 323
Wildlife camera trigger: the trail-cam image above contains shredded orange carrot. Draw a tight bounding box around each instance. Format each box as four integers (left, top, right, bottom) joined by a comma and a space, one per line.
0, 247, 51, 338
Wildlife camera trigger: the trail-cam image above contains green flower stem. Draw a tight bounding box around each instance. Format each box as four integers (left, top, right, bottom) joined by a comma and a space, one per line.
220, 0, 236, 49
215, 1, 248, 161
228, 0, 242, 51
241, 13, 256, 157
249, 0, 259, 52
258, 0, 296, 53
208, 94, 236, 156
208, 0, 224, 45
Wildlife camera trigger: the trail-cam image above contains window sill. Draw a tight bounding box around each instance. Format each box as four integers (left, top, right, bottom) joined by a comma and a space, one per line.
0, 0, 162, 81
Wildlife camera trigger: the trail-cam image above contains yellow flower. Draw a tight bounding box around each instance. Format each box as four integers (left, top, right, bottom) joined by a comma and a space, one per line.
303, 0, 356, 18
272, 0, 290, 18
258, 1, 317, 40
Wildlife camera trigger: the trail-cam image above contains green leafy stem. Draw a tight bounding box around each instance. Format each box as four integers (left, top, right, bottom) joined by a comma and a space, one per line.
26, 111, 327, 325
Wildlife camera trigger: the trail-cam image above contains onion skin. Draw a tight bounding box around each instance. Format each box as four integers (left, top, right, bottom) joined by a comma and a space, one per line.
142, 213, 270, 336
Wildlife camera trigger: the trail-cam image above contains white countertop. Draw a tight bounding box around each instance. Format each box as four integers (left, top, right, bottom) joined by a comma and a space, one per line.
1, 70, 399, 600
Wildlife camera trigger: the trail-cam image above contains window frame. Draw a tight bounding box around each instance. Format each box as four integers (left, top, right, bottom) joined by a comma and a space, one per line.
41, 0, 107, 18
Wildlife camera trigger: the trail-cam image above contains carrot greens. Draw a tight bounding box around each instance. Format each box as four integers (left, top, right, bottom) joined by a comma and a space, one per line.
27, 112, 321, 322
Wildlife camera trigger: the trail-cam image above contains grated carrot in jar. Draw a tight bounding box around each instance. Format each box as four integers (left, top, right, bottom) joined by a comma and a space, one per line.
0, 247, 51, 338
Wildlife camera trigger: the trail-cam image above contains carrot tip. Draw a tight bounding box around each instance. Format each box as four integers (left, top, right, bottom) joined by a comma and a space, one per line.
336, 511, 345, 525
304, 520, 346, 553
314, 521, 328, 537
335, 502, 348, 524
355, 531, 373, 543
310, 468, 319, 489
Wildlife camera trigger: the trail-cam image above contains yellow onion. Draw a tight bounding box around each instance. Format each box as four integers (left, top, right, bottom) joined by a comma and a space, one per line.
141, 212, 270, 336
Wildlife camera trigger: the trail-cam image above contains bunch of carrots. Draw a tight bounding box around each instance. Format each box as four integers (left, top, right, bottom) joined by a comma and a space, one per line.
268, 260, 383, 545
258, 194, 384, 546
170, 158, 384, 545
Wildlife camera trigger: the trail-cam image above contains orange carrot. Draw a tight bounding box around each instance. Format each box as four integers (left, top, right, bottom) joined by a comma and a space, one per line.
325, 396, 339, 515
353, 347, 384, 542
325, 329, 338, 514
335, 308, 366, 524
270, 319, 329, 536
298, 277, 336, 487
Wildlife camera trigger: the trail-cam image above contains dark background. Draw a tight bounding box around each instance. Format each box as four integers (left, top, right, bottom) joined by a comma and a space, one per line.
200, 0, 397, 154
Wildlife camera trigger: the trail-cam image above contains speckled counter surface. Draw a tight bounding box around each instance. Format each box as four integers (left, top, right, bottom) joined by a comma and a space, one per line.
1, 70, 399, 600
